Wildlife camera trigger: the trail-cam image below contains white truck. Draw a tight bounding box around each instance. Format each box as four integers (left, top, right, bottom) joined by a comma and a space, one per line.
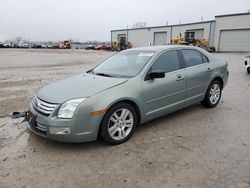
244, 53, 250, 73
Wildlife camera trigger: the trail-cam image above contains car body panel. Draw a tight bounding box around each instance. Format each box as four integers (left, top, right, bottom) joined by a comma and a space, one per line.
37, 73, 128, 103
142, 69, 186, 120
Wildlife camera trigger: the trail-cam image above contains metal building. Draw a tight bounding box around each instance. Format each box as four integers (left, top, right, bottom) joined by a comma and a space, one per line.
111, 12, 250, 52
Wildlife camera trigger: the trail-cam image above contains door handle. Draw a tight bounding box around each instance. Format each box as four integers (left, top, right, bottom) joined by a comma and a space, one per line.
207, 67, 212, 72
176, 74, 184, 81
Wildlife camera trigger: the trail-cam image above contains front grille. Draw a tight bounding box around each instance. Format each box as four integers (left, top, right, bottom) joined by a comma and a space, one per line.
36, 123, 47, 133
32, 95, 58, 115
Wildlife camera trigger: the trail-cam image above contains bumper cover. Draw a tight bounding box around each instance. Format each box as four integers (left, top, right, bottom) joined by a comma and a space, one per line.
27, 105, 102, 143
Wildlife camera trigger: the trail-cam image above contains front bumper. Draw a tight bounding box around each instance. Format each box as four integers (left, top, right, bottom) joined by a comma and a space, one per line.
27, 105, 103, 143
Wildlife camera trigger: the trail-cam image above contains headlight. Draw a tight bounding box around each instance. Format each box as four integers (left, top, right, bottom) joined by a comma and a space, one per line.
57, 98, 86, 119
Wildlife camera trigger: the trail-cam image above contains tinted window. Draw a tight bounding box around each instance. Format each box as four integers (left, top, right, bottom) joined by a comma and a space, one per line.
182, 50, 203, 67
202, 54, 209, 63
152, 50, 180, 73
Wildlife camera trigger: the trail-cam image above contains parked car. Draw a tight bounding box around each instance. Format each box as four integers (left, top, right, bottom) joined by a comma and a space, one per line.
3, 43, 11, 48
84, 45, 96, 50
18, 41, 29, 48
95, 45, 111, 51
31, 44, 42, 48
27, 46, 229, 144
244, 53, 250, 73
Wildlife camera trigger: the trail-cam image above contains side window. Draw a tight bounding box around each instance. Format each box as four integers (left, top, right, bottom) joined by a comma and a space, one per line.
182, 49, 203, 67
202, 54, 209, 63
152, 50, 180, 73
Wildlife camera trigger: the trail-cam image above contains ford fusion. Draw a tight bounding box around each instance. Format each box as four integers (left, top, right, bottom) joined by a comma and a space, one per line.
28, 45, 229, 144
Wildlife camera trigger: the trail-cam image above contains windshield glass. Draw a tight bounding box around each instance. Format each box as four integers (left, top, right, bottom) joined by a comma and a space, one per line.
93, 50, 155, 78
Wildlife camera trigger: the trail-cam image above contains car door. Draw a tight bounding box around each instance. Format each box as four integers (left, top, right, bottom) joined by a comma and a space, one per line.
142, 50, 186, 120
181, 49, 211, 105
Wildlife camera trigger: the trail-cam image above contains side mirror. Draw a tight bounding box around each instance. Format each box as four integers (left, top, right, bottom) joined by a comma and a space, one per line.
148, 70, 165, 79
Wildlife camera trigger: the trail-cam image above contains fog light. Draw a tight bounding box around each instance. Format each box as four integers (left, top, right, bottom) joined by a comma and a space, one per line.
49, 127, 70, 135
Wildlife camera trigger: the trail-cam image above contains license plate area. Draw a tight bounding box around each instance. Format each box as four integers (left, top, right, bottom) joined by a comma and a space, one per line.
27, 111, 36, 126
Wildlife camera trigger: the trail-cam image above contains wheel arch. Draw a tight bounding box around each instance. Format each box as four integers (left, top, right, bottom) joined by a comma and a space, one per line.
105, 99, 142, 125
211, 76, 224, 88
97, 99, 142, 140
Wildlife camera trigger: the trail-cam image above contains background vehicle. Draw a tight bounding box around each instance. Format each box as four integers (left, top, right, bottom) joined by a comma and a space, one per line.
244, 53, 250, 73
95, 45, 111, 50
171, 32, 215, 52
84, 45, 96, 50
18, 41, 29, 48
27, 46, 228, 145
31, 44, 42, 48
111, 37, 133, 51
3, 43, 12, 48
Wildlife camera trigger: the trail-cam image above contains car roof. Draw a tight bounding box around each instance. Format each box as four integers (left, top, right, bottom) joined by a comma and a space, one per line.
126, 45, 203, 52
123, 45, 218, 61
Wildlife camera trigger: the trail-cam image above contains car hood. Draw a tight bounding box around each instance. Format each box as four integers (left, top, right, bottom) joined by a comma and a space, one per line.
37, 73, 128, 104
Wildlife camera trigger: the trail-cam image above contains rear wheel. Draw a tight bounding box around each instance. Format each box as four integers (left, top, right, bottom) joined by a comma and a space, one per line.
202, 80, 222, 108
100, 103, 137, 145
247, 67, 250, 74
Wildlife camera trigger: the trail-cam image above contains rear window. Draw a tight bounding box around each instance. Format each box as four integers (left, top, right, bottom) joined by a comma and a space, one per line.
182, 49, 203, 67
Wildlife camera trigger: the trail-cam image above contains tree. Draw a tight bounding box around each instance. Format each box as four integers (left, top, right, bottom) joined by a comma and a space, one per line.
16, 36, 22, 43
132, 22, 147, 28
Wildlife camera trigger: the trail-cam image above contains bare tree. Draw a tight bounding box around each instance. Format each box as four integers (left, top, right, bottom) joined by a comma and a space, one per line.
132, 22, 147, 28
16, 36, 22, 43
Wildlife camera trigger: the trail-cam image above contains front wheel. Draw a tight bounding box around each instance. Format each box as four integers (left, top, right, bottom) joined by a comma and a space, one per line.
100, 103, 137, 145
247, 67, 250, 74
202, 80, 222, 108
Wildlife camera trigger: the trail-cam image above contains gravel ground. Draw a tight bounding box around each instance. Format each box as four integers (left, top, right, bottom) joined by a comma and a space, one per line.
0, 49, 249, 188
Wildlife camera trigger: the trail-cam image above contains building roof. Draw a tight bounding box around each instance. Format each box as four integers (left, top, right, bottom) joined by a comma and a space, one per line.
111, 12, 250, 32
215, 12, 250, 18
111, 20, 215, 32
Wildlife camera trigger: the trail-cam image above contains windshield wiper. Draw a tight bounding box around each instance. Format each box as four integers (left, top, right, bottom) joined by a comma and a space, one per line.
95, 72, 113, 77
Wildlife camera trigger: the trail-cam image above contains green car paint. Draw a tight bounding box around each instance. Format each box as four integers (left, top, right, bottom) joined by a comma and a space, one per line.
28, 45, 229, 143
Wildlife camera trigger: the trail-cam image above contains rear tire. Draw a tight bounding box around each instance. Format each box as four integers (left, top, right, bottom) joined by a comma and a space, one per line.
202, 80, 222, 108
100, 103, 137, 145
247, 67, 250, 74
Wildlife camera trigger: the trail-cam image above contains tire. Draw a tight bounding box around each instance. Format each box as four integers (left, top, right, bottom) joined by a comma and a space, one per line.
100, 103, 137, 145
202, 80, 222, 108
247, 67, 250, 74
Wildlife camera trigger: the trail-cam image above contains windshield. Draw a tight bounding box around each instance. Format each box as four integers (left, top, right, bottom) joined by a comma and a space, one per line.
92, 50, 155, 78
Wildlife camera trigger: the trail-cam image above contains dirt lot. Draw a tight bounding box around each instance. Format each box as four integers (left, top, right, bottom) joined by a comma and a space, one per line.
0, 49, 249, 188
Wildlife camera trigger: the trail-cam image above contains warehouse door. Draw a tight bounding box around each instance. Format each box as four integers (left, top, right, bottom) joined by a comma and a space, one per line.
187, 29, 204, 39
219, 30, 250, 52
153, 32, 167, 46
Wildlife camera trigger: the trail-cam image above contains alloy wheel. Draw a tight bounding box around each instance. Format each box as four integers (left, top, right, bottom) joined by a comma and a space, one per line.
209, 83, 221, 105
108, 108, 134, 140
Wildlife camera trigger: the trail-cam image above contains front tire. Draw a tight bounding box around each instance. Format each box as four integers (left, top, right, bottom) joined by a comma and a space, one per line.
100, 103, 137, 145
202, 80, 222, 108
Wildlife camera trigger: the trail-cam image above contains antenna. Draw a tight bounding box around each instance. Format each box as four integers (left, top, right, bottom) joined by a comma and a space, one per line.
201, 16, 204, 22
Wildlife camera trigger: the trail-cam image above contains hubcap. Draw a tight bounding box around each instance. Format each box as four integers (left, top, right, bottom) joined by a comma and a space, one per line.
209, 83, 221, 105
108, 108, 134, 140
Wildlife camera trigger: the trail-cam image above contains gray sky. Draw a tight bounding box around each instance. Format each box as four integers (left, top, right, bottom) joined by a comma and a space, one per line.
0, 0, 250, 42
